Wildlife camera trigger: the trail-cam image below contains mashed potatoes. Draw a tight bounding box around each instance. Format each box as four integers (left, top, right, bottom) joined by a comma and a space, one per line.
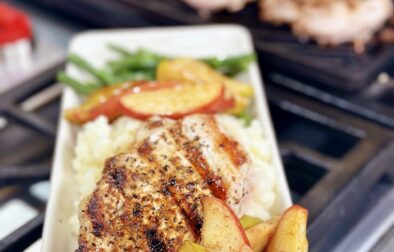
70, 116, 142, 233
72, 116, 143, 201
70, 114, 276, 233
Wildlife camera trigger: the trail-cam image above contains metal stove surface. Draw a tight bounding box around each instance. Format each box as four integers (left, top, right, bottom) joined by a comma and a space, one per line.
1, 1, 394, 251
0, 1, 74, 250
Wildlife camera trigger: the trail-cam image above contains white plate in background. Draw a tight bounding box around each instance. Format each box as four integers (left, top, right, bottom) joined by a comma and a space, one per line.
41, 25, 292, 251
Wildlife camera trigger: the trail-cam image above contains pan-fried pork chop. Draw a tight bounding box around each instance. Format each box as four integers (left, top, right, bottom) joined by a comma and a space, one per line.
77, 114, 251, 251
260, 0, 393, 45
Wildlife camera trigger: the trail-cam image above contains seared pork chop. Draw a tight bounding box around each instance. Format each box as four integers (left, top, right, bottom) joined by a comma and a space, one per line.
77, 114, 251, 251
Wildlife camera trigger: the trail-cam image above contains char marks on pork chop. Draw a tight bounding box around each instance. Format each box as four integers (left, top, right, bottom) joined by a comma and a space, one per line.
77, 114, 250, 251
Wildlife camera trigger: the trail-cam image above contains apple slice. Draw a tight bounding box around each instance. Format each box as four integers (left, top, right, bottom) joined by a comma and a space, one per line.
66, 80, 233, 124
245, 216, 279, 252
239, 215, 263, 230
201, 197, 251, 252
266, 205, 308, 252
119, 82, 229, 120
89, 81, 179, 121
179, 241, 207, 252
65, 81, 174, 124
156, 58, 253, 114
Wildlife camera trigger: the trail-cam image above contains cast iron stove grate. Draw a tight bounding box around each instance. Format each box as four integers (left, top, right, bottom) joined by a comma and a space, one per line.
30, 0, 394, 93
0, 61, 394, 251
0, 61, 63, 252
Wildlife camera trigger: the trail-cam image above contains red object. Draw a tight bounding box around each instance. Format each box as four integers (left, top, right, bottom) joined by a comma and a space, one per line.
66, 80, 236, 124
0, 3, 32, 44
118, 82, 233, 120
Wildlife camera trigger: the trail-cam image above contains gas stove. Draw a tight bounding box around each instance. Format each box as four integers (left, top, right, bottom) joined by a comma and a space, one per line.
1, 1, 394, 251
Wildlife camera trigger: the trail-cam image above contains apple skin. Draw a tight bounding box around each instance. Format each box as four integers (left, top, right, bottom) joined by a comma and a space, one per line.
205, 92, 235, 114
65, 81, 175, 124
118, 82, 233, 120
156, 58, 253, 114
66, 80, 235, 123
90, 81, 180, 121
89, 93, 122, 121
200, 197, 251, 252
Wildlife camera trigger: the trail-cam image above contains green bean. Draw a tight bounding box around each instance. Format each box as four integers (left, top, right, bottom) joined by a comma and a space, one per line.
112, 71, 155, 83
136, 48, 166, 58
61, 46, 255, 94
108, 44, 255, 76
108, 56, 160, 74
134, 49, 167, 66
108, 44, 167, 61
236, 110, 253, 126
68, 54, 115, 85
57, 72, 99, 94
203, 53, 256, 76
107, 44, 134, 57
108, 45, 167, 72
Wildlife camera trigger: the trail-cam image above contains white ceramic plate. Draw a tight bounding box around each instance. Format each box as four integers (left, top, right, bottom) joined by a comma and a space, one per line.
41, 25, 292, 251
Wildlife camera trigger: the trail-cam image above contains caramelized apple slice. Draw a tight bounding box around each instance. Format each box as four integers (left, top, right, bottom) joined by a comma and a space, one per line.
179, 241, 207, 252
201, 197, 251, 252
245, 216, 280, 252
119, 82, 229, 120
157, 58, 253, 114
65, 81, 172, 124
66, 80, 234, 124
266, 205, 308, 252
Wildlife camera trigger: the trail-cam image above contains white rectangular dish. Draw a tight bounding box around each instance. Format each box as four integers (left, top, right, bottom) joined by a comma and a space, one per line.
41, 25, 292, 251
